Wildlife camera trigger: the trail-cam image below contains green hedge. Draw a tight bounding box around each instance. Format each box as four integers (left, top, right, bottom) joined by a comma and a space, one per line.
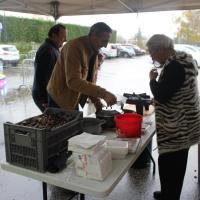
0, 15, 117, 54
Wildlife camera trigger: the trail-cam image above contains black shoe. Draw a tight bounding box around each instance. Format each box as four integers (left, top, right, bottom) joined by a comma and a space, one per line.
153, 191, 162, 200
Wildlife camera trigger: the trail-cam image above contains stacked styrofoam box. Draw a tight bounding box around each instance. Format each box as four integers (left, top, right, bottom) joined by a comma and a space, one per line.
105, 140, 129, 159
68, 133, 112, 181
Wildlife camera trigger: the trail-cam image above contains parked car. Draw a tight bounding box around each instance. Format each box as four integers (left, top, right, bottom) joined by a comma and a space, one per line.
101, 47, 116, 59
100, 43, 117, 59
131, 45, 146, 56
118, 46, 135, 58
193, 46, 200, 51
121, 44, 146, 56
179, 44, 200, 53
0, 44, 20, 67
111, 44, 135, 58
174, 44, 200, 68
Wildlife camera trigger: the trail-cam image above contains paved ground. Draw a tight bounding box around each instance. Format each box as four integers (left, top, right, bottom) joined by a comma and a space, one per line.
0, 56, 199, 200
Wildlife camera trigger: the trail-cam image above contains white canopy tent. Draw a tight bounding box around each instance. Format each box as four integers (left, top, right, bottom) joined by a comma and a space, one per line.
0, 0, 200, 20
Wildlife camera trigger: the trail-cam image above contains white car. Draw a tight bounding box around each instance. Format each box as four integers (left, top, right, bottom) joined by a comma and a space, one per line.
0, 44, 20, 66
174, 44, 200, 68
180, 44, 200, 53
101, 47, 117, 59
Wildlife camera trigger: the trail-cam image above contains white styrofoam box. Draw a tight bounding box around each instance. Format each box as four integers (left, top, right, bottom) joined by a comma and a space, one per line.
68, 132, 106, 149
73, 147, 112, 181
114, 138, 141, 154
68, 133, 106, 156
68, 142, 102, 155
105, 140, 129, 159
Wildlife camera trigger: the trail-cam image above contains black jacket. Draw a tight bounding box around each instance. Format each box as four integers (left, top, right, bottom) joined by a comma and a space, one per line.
150, 60, 185, 103
32, 38, 59, 106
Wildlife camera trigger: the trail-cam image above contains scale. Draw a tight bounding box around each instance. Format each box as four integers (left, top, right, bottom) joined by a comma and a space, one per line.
123, 92, 153, 115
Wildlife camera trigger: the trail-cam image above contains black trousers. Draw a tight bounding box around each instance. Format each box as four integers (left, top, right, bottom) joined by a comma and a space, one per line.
32, 92, 45, 112
158, 148, 189, 200
48, 95, 60, 108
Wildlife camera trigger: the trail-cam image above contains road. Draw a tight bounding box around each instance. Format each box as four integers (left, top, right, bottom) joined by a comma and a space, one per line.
97, 55, 153, 97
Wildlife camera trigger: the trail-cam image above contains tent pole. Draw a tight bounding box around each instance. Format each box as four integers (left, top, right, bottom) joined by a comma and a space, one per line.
51, 1, 59, 21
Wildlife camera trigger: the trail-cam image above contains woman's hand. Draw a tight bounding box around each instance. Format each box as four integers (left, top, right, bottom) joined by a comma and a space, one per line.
149, 69, 158, 80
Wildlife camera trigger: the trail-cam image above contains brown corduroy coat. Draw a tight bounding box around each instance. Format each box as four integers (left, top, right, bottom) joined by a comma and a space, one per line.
47, 36, 107, 110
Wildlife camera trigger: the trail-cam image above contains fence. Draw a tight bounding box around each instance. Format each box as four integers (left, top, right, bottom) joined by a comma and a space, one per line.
18, 59, 34, 90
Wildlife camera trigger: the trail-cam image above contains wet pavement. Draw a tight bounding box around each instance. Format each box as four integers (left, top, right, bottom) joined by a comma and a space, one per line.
0, 56, 199, 200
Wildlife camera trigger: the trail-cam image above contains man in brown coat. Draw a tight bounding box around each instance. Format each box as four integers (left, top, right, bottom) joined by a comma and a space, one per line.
47, 22, 117, 111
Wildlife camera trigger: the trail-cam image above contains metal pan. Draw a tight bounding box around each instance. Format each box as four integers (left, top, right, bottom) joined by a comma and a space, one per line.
95, 109, 120, 128
81, 117, 106, 135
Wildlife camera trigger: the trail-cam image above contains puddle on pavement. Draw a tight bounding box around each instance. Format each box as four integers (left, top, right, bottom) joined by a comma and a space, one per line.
0, 87, 32, 105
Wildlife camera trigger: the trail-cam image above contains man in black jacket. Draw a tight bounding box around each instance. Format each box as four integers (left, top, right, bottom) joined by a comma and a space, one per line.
32, 24, 67, 112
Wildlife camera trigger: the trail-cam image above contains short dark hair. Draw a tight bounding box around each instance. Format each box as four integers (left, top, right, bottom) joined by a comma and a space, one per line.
48, 24, 66, 37
89, 22, 112, 37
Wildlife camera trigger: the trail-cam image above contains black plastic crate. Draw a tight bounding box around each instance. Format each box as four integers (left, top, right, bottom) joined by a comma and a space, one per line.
4, 108, 83, 172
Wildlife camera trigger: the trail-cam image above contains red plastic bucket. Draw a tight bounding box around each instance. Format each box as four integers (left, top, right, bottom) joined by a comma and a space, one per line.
115, 113, 143, 138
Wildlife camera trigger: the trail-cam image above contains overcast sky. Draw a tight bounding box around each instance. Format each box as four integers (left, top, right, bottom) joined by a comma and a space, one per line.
1, 10, 183, 40
58, 10, 183, 40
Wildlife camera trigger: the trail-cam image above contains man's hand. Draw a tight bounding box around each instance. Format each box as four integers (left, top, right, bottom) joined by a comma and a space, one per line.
103, 91, 117, 107
89, 97, 103, 112
94, 100, 103, 112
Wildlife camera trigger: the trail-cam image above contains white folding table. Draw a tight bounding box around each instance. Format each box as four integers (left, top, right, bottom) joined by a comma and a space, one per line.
1, 114, 156, 200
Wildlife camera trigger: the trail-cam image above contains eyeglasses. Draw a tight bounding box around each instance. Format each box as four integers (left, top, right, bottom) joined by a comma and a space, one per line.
153, 60, 161, 68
